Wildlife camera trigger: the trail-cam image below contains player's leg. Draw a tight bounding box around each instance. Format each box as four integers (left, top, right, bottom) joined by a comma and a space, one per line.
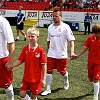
92, 64, 100, 100
88, 23, 90, 34
29, 82, 42, 100
41, 57, 54, 96
93, 81, 99, 100
20, 92, 30, 100
5, 84, 14, 100
63, 71, 69, 90
0, 57, 14, 100
15, 25, 20, 41
20, 30, 26, 41
20, 23, 26, 41
57, 58, 69, 90
84, 24, 87, 35
30, 93, 38, 100
20, 80, 30, 100
15, 29, 20, 41
88, 64, 100, 100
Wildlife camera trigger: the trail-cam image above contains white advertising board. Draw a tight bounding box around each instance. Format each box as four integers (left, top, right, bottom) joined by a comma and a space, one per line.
25, 10, 38, 20
39, 11, 100, 23
39, 11, 53, 20
0, 10, 25, 17
0, 10, 100, 31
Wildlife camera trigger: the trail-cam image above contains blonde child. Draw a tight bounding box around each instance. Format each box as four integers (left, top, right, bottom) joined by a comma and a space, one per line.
8, 27, 47, 100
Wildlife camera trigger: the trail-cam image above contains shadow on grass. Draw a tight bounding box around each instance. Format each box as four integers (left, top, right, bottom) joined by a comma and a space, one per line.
39, 88, 93, 100
0, 88, 93, 100
40, 94, 93, 100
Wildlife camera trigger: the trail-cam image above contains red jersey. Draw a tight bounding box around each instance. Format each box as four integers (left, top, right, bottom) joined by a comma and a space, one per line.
18, 44, 46, 82
84, 34, 100, 64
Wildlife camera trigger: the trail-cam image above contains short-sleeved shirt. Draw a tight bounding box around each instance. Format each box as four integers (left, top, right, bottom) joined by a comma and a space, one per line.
17, 11, 24, 24
47, 22, 75, 59
18, 44, 46, 82
0, 16, 14, 58
84, 15, 92, 23
84, 34, 100, 64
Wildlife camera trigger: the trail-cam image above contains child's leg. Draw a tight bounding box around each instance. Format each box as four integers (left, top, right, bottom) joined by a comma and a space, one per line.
93, 81, 99, 100
30, 93, 38, 100
20, 91, 30, 100
5, 84, 14, 100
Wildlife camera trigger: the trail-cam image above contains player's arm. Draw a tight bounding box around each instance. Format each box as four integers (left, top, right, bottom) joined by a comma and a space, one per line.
18, 14, 24, 24
42, 64, 47, 88
6, 42, 15, 69
47, 41, 50, 52
69, 40, 75, 59
77, 47, 88, 57
18, 18, 23, 24
13, 60, 23, 68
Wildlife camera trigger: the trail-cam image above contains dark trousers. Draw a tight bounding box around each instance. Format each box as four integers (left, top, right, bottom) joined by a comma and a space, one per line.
84, 23, 90, 35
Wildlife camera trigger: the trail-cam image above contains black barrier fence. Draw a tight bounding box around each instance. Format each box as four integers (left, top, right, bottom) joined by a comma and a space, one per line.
6, 17, 17, 26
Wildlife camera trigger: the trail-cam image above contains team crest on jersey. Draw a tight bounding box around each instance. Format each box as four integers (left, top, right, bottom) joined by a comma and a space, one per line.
58, 28, 61, 32
35, 52, 40, 58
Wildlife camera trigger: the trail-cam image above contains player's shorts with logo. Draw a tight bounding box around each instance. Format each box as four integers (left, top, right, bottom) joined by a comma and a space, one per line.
47, 57, 68, 74
88, 63, 100, 80
20, 79, 42, 95
0, 57, 13, 88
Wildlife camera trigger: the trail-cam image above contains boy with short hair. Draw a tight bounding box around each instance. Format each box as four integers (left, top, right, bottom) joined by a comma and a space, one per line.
72, 23, 100, 100
8, 27, 47, 100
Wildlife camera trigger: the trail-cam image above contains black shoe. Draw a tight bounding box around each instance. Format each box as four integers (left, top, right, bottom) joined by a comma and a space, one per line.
24, 37, 26, 41
15, 39, 19, 41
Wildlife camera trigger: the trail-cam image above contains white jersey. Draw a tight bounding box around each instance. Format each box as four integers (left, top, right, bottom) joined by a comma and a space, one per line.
47, 22, 75, 59
0, 16, 14, 58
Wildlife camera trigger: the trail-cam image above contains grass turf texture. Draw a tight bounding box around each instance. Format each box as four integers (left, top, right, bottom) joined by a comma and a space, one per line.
0, 26, 99, 100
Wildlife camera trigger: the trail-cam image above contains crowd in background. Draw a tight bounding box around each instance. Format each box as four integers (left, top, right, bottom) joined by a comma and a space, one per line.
55, 0, 100, 9
1, 0, 100, 10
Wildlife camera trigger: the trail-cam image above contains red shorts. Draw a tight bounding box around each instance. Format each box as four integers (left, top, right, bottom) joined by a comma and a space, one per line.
20, 79, 42, 95
88, 63, 100, 80
47, 57, 68, 74
0, 57, 13, 88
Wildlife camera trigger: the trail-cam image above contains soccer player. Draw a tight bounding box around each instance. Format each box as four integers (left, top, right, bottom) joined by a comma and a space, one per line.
72, 23, 100, 100
7, 27, 47, 100
0, 1, 15, 100
41, 10, 75, 96
15, 6, 26, 41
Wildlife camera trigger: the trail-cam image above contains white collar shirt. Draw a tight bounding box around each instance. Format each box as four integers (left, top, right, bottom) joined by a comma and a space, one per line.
0, 16, 14, 58
47, 22, 75, 59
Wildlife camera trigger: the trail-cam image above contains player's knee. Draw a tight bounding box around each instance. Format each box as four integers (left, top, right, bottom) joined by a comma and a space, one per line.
47, 70, 53, 74
60, 72, 66, 76
19, 92, 26, 98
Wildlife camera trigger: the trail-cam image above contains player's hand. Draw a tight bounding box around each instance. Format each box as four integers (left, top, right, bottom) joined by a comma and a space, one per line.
5, 61, 13, 71
70, 52, 77, 60
17, 23, 20, 25
70, 55, 77, 60
42, 79, 46, 88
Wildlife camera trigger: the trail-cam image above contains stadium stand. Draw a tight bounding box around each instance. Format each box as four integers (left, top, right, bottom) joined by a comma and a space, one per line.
1, 0, 100, 12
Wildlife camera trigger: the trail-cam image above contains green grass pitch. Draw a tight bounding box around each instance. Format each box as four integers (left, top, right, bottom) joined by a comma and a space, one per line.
0, 26, 99, 100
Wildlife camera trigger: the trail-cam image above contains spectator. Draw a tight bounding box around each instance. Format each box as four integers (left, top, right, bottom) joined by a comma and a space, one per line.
84, 12, 92, 35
